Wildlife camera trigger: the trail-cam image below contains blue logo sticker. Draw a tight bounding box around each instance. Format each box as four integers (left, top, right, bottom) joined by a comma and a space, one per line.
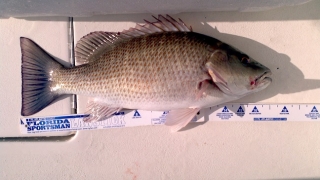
237, 106, 244, 113
133, 110, 141, 119
249, 106, 261, 115
305, 106, 320, 120
280, 106, 289, 115
222, 106, 229, 112
151, 111, 168, 125
281, 106, 289, 112
252, 106, 259, 112
217, 106, 233, 120
236, 106, 245, 116
311, 106, 318, 113
20, 119, 24, 125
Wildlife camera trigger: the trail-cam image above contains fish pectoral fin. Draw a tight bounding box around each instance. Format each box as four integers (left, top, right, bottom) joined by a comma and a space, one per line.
206, 65, 233, 95
205, 51, 233, 95
206, 63, 231, 93
165, 108, 200, 132
206, 64, 227, 85
84, 99, 122, 122
205, 51, 228, 85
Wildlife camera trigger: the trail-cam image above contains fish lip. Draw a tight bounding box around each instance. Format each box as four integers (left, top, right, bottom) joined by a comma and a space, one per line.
255, 71, 272, 85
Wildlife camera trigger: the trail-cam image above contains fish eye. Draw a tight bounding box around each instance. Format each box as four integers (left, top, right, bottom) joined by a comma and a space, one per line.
241, 56, 250, 64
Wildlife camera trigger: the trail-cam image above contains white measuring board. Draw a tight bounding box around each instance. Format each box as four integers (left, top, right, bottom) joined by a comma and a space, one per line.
20, 104, 320, 134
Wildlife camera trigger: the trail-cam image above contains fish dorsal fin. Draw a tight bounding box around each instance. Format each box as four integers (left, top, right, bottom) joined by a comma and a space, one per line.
75, 14, 192, 65
75, 31, 123, 65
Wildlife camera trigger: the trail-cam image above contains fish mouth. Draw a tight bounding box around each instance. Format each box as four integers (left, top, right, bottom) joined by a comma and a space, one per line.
255, 71, 272, 88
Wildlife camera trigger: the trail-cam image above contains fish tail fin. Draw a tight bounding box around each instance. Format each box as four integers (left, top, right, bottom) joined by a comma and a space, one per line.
20, 37, 65, 116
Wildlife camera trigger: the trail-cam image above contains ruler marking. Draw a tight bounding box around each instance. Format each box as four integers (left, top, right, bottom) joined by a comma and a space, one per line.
19, 103, 320, 134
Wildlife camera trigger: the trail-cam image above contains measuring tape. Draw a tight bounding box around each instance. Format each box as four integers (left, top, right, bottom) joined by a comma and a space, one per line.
20, 103, 320, 134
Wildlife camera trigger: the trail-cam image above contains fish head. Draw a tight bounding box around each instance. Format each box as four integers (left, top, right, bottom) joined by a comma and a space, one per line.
206, 46, 272, 98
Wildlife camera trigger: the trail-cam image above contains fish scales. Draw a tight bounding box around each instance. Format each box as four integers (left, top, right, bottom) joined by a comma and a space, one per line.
54, 32, 217, 109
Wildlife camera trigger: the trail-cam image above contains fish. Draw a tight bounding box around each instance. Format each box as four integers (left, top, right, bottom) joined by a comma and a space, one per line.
20, 14, 272, 132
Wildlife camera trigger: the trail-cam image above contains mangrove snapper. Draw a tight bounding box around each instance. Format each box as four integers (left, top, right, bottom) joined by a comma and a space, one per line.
20, 15, 272, 132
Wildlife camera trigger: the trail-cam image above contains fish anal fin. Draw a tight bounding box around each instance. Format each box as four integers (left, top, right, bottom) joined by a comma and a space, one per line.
165, 108, 200, 132
84, 98, 122, 122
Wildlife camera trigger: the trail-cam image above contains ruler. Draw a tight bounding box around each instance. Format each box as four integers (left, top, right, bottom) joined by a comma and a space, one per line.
20, 104, 320, 134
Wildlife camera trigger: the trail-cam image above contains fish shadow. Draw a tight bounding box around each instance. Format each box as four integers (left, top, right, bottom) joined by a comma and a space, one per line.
177, 13, 320, 131
193, 22, 320, 104
180, 23, 320, 131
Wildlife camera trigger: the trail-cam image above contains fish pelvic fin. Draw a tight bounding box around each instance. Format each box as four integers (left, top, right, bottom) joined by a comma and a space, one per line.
20, 37, 65, 116
165, 108, 200, 132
